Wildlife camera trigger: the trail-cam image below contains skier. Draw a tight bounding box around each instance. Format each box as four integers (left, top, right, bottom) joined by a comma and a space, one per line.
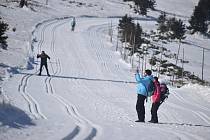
149, 76, 161, 123
37, 51, 50, 76
71, 17, 76, 31
149, 77, 170, 123
135, 69, 154, 122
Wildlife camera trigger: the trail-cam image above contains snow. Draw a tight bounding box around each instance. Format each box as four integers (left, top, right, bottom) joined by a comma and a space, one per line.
1, 0, 210, 140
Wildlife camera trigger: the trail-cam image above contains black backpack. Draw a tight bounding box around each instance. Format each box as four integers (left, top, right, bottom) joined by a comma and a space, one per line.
160, 83, 169, 103
144, 78, 155, 97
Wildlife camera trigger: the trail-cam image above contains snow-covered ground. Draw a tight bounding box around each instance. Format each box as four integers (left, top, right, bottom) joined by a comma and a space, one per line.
1, 0, 210, 140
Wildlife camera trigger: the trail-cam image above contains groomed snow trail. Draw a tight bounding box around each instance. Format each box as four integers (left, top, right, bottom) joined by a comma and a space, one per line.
1, 17, 210, 140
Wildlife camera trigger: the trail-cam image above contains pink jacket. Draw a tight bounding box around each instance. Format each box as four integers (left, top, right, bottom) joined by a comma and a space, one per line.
152, 80, 161, 103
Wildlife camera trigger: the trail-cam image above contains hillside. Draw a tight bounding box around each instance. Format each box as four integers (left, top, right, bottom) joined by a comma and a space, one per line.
0, 0, 210, 140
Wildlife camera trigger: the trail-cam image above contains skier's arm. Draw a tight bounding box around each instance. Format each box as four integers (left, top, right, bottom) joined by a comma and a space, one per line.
37, 54, 40, 58
47, 55, 50, 59
135, 73, 142, 82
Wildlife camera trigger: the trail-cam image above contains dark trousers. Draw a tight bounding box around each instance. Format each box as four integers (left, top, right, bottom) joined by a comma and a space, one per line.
136, 94, 146, 121
72, 25, 75, 31
151, 102, 161, 123
39, 64, 49, 75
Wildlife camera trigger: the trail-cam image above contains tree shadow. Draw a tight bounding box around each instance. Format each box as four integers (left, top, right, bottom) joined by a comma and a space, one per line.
0, 103, 35, 129
158, 122, 210, 128
19, 72, 136, 84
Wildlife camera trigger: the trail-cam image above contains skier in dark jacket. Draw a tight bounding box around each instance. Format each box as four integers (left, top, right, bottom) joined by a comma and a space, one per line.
37, 51, 50, 76
71, 17, 76, 31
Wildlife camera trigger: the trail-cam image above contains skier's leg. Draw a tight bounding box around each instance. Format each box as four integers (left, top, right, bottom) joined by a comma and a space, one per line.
155, 102, 161, 123
39, 64, 43, 75
72, 25, 75, 31
45, 64, 50, 76
150, 103, 155, 121
150, 102, 160, 123
136, 94, 146, 122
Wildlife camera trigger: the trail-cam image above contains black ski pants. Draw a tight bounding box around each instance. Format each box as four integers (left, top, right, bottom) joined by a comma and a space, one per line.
136, 94, 146, 121
151, 102, 161, 123
39, 63, 49, 75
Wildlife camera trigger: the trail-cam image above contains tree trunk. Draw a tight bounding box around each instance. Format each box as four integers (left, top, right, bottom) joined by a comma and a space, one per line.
19, 0, 26, 8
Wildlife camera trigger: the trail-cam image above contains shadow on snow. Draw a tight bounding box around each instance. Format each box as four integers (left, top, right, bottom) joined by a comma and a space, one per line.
158, 122, 210, 128
19, 72, 136, 84
0, 103, 35, 129
62, 126, 80, 140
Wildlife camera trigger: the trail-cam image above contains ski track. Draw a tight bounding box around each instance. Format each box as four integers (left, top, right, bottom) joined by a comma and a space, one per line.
78, 20, 197, 140
65, 18, 208, 140
86, 23, 125, 80
170, 90, 210, 124
13, 17, 210, 140
17, 20, 60, 120
18, 73, 47, 119
37, 19, 102, 140
95, 23, 132, 92
167, 102, 210, 124
171, 89, 210, 112
150, 125, 204, 140
98, 19, 209, 140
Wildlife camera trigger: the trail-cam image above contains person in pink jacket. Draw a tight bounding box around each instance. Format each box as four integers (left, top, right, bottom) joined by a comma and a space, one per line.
149, 76, 161, 123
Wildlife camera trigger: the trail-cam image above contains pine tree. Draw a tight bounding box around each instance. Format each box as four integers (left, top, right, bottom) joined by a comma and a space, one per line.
118, 14, 135, 43
118, 15, 144, 56
157, 12, 167, 24
149, 56, 157, 69
166, 17, 186, 84
198, 0, 210, 20
148, 0, 156, 10
132, 23, 143, 55
167, 18, 186, 41
0, 17, 9, 50
19, 0, 28, 8
189, 5, 208, 33
134, 0, 148, 16
157, 12, 169, 40
130, 0, 156, 16
189, 0, 210, 34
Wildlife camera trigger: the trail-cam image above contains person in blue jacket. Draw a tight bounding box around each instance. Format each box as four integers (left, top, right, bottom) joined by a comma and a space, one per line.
135, 69, 154, 122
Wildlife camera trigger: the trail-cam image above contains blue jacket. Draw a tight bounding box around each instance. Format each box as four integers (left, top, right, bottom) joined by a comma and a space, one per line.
135, 73, 154, 96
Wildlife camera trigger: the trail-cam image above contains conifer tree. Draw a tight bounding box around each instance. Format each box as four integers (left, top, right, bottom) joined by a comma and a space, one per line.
134, 0, 148, 16
189, 5, 208, 33
118, 14, 135, 43
125, 0, 156, 16
118, 15, 144, 55
189, 0, 210, 34
131, 23, 143, 55
157, 12, 169, 40
148, 0, 156, 10
167, 18, 186, 41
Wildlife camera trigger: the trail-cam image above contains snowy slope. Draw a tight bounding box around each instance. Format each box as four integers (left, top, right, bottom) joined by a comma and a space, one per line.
1, 0, 210, 140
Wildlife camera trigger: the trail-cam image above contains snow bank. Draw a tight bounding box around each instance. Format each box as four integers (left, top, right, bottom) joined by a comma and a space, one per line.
181, 83, 210, 102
